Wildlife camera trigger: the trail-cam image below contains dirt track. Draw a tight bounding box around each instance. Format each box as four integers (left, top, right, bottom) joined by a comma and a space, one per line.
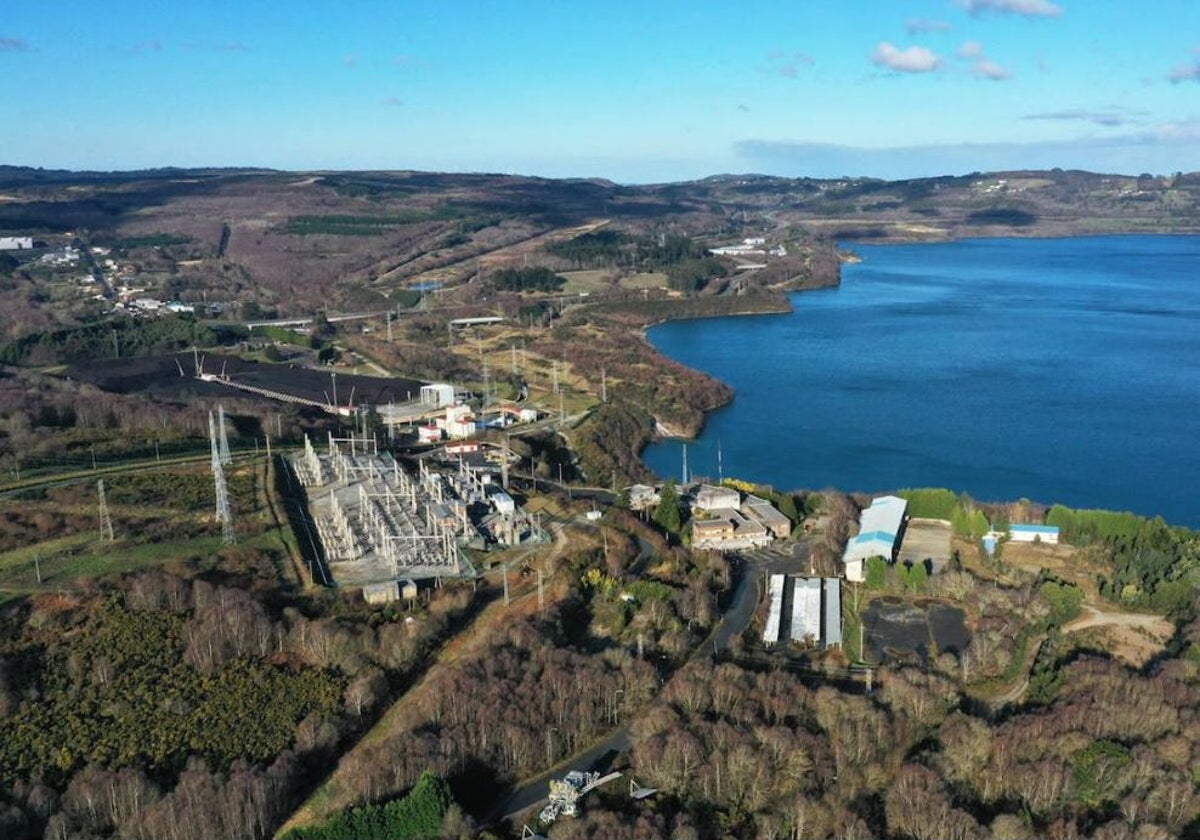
1064, 605, 1172, 635
1063, 606, 1173, 666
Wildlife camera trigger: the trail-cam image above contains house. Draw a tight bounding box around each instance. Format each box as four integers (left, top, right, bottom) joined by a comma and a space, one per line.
693, 484, 741, 512
842, 495, 908, 582
691, 508, 771, 551
1009, 524, 1060, 544
741, 495, 792, 539
626, 484, 660, 511
692, 517, 735, 544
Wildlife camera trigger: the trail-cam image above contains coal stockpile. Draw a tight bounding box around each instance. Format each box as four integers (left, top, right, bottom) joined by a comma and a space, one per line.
65, 353, 424, 408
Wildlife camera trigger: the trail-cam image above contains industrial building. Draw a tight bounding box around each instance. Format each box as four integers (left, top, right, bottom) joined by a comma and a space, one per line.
763, 574, 785, 645
764, 574, 842, 650
790, 577, 821, 645
291, 433, 476, 591
843, 495, 908, 582
823, 578, 842, 648
420, 383, 457, 408
1009, 524, 1060, 544
0, 236, 33, 250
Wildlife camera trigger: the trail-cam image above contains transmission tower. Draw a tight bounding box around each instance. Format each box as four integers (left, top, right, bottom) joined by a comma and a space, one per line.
217, 404, 232, 465
97, 479, 114, 542
209, 411, 236, 544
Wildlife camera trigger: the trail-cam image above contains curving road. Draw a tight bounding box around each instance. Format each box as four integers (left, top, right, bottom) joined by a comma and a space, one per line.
483, 537, 813, 827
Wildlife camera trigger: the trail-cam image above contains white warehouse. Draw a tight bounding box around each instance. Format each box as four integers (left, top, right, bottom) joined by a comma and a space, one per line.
843, 495, 908, 582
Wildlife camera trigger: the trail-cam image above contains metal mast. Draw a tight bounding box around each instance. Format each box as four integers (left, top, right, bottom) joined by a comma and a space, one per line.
97, 479, 114, 542
210, 411, 235, 544
218, 404, 232, 465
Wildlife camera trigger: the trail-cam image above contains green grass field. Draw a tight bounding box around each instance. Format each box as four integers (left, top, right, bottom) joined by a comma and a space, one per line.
0, 455, 302, 600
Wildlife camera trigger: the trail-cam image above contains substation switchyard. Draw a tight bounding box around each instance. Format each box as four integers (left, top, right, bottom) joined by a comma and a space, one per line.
291, 433, 477, 587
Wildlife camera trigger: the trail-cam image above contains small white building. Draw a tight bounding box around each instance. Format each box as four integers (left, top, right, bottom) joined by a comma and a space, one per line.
362, 581, 400, 605
1008, 524, 1060, 544
0, 237, 33, 250
518, 408, 539, 423
438, 404, 476, 440
420, 383, 457, 408
417, 424, 442, 444
491, 491, 516, 516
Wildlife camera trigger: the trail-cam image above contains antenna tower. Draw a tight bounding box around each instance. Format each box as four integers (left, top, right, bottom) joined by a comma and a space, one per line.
97, 479, 114, 542
218, 404, 232, 465
209, 411, 236, 545
682, 443, 689, 485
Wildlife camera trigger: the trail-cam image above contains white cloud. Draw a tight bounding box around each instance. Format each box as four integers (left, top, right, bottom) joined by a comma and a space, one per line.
870, 42, 942, 73
906, 18, 951, 35
957, 41, 984, 59
961, 0, 1063, 18
953, 42, 1011, 80
1168, 49, 1200, 83
973, 58, 1011, 80
1023, 107, 1148, 127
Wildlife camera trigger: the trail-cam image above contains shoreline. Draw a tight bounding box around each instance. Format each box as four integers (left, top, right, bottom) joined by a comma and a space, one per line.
631, 232, 1200, 525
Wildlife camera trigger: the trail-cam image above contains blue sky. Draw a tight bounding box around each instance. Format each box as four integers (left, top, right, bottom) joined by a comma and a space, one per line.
2, 0, 1198, 182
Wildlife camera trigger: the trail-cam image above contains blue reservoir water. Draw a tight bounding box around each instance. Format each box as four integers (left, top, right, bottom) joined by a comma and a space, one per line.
643, 236, 1200, 527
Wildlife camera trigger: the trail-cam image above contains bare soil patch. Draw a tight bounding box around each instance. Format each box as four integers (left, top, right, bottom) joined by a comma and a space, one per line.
1063, 605, 1173, 667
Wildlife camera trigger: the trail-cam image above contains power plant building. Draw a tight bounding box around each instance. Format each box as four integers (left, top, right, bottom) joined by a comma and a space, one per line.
843, 495, 908, 582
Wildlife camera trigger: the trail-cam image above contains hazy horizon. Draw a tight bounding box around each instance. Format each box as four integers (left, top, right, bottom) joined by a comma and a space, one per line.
3, 1, 1199, 181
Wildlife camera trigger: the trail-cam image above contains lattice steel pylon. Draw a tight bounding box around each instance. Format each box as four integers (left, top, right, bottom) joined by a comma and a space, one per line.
217, 404, 232, 465
97, 479, 114, 542
209, 411, 236, 544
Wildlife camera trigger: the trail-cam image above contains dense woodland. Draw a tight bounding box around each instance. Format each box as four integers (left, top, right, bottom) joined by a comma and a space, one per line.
0, 558, 477, 840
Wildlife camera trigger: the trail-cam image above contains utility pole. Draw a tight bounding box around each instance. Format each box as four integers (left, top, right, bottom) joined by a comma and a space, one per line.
503, 563, 510, 606
551, 360, 559, 394
537, 567, 545, 612
600, 368, 607, 403
386, 311, 393, 343
34, 553, 42, 584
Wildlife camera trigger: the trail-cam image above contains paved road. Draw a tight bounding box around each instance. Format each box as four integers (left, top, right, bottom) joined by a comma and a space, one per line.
489, 729, 631, 824
716, 540, 812, 651
483, 537, 814, 828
